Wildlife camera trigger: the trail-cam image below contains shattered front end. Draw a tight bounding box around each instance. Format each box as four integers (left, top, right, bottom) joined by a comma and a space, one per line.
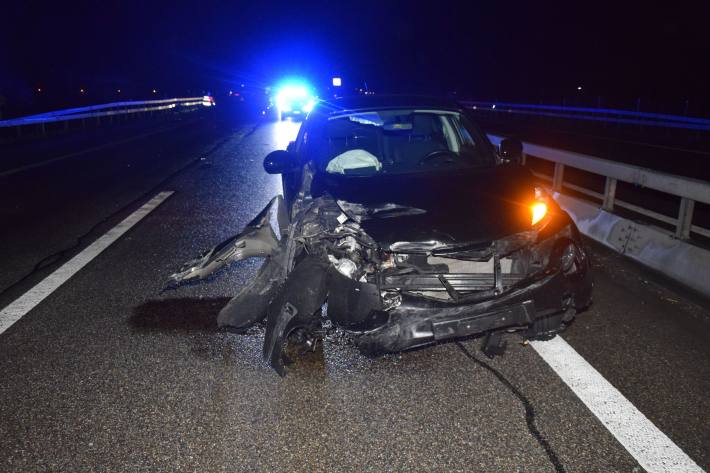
319, 211, 592, 356
168, 193, 592, 376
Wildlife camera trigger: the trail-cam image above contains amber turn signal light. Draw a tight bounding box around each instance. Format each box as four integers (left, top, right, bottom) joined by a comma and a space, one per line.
531, 202, 548, 226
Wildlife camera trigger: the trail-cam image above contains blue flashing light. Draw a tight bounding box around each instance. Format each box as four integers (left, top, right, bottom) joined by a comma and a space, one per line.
275, 81, 317, 115
302, 99, 316, 113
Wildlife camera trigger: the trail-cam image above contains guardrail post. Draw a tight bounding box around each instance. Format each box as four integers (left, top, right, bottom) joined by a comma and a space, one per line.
602, 177, 617, 211
40, 123, 46, 137
552, 163, 565, 191
675, 198, 695, 239
520, 152, 527, 166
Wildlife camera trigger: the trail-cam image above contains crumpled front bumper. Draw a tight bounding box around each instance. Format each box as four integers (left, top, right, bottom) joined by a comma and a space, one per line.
352, 259, 593, 355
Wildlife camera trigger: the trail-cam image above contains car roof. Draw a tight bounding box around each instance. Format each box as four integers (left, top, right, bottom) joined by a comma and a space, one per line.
314, 95, 463, 116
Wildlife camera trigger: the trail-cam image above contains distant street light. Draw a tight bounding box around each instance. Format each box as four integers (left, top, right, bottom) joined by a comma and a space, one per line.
117, 89, 121, 93
36, 88, 42, 93
577, 86, 583, 91
80, 88, 85, 94
152, 89, 157, 94
332, 77, 342, 87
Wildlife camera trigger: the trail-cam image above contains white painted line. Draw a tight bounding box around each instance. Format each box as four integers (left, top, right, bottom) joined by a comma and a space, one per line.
0, 191, 174, 335
532, 336, 704, 473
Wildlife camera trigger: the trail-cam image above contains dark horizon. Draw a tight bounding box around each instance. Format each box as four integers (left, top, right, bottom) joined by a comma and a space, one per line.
2, 1, 709, 117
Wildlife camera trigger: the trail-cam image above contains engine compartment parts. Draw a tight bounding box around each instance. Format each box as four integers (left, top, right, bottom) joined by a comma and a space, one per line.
167, 190, 592, 376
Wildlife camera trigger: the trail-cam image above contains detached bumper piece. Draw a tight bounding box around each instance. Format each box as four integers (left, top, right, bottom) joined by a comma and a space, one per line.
166, 195, 287, 285
263, 258, 329, 376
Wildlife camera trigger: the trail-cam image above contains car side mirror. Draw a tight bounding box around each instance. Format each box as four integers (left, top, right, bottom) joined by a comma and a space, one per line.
499, 138, 523, 164
263, 150, 299, 174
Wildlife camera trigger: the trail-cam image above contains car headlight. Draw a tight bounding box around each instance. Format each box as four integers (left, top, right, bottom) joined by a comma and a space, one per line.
559, 241, 580, 274
531, 202, 548, 226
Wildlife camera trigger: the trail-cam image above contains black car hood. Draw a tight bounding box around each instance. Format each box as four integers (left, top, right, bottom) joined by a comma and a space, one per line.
310, 165, 536, 248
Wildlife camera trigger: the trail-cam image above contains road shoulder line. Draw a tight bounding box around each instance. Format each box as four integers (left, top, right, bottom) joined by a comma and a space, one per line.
532, 336, 704, 473
0, 191, 174, 334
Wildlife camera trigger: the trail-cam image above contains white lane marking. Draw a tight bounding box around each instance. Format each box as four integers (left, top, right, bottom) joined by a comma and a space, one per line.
0, 191, 174, 335
532, 336, 704, 473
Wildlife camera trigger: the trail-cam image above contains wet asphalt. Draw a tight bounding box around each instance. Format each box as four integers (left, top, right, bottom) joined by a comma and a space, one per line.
0, 114, 708, 472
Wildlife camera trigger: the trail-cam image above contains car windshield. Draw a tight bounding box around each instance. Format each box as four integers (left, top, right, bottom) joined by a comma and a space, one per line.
306, 109, 495, 175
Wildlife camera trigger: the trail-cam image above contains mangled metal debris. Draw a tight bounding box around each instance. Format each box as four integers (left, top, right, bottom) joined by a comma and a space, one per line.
167, 98, 593, 376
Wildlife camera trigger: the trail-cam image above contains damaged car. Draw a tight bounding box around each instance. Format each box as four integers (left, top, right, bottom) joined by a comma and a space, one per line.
168, 96, 592, 376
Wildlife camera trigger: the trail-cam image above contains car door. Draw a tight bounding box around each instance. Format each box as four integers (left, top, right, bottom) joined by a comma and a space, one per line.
281, 121, 308, 209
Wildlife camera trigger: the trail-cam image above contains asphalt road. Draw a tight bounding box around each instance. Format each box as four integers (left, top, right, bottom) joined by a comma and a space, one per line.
0, 114, 708, 472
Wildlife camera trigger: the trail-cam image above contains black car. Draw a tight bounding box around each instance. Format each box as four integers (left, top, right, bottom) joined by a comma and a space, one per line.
168, 95, 593, 376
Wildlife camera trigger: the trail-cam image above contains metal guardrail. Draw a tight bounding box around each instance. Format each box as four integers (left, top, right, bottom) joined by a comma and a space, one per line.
487, 134, 710, 240
0, 97, 213, 136
12, 97, 206, 121
466, 101, 710, 131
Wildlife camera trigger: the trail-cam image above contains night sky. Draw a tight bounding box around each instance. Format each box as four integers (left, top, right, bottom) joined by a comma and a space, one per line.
1, 1, 708, 115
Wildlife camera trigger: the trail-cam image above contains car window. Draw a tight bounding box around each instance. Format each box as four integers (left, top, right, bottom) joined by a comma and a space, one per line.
450, 114, 475, 147
305, 109, 494, 175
